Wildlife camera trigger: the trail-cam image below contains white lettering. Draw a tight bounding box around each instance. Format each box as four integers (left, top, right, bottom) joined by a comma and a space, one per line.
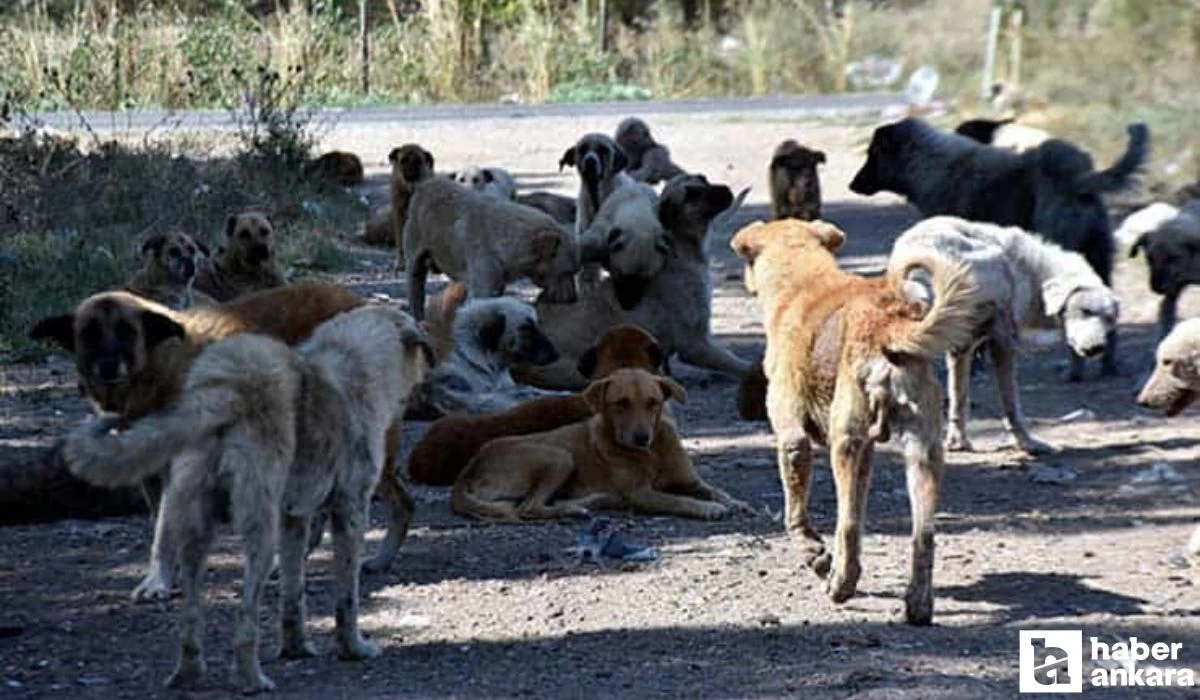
1090, 637, 1110, 659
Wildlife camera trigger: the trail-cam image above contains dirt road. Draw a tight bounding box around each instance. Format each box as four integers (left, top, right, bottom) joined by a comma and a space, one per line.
2, 107, 1198, 699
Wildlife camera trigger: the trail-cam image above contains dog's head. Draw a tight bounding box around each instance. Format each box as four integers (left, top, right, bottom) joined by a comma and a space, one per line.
224, 212, 276, 269
462, 296, 559, 367
657, 173, 735, 242
584, 185, 673, 309
29, 292, 187, 413
577, 324, 665, 379
560, 133, 628, 202
531, 226, 580, 304
450, 165, 513, 200
850, 117, 926, 197
583, 368, 685, 451
139, 231, 208, 286
614, 117, 655, 159
1044, 280, 1120, 360
1130, 225, 1200, 296
388, 143, 435, 185
771, 139, 825, 220
730, 218, 845, 294
1137, 318, 1200, 416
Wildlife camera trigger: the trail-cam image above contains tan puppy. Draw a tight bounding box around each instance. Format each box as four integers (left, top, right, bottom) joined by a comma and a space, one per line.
62, 305, 432, 694
731, 219, 978, 626
304, 150, 365, 186
615, 117, 685, 185
193, 212, 286, 302
389, 143, 436, 267
30, 283, 417, 598
408, 324, 665, 486
769, 139, 825, 221
403, 176, 580, 321
125, 231, 216, 310
452, 368, 750, 522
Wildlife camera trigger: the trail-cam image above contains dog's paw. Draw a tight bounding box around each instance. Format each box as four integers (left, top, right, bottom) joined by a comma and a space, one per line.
825, 564, 861, 604
131, 570, 174, 602
695, 502, 730, 520
360, 553, 393, 575
1015, 436, 1056, 456
728, 499, 757, 517
238, 670, 276, 695
807, 550, 832, 579
278, 639, 318, 660
165, 658, 207, 690
943, 431, 973, 452
903, 582, 934, 626
337, 636, 381, 661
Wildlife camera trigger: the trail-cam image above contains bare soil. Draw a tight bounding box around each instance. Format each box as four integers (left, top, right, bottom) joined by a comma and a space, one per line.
2, 113, 1198, 699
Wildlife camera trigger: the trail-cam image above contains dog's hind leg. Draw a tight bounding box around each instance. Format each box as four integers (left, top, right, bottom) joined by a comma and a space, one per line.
330, 490, 381, 661
162, 456, 215, 690
943, 349, 975, 452
132, 475, 178, 602
772, 426, 826, 574
899, 414, 944, 627
232, 455, 282, 694
1159, 291, 1180, 339
677, 337, 753, 379
278, 513, 317, 659
825, 385, 874, 605
989, 333, 1053, 454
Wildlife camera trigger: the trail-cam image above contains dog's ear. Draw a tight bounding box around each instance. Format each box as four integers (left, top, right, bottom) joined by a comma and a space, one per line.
611, 144, 629, 173
481, 169, 494, 183
655, 233, 676, 258
1129, 234, 1146, 258
225, 215, 238, 240
647, 341, 665, 373
478, 313, 507, 353
29, 314, 76, 352
140, 233, 167, 258
140, 309, 186, 350
1042, 279, 1077, 317
195, 240, 211, 258
658, 376, 687, 404
558, 146, 576, 171
730, 221, 767, 263
813, 150, 827, 165
422, 148, 434, 172
1174, 351, 1200, 382
582, 377, 611, 413
576, 347, 599, 379
388, 147, 400, 165
704, 184, 734, 212
808, 221, 845, 251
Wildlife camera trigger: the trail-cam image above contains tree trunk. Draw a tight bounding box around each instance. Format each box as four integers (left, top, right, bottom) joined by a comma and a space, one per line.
0, 441, 146, 525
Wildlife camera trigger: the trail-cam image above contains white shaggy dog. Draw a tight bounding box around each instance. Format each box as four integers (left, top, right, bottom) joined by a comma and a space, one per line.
413, 294, 561, 416
888, 216, 1120, 454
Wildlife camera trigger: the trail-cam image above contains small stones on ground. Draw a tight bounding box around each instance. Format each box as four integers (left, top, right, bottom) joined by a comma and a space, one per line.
1029, 465, 1079, 485
1053, 408, 1096, 423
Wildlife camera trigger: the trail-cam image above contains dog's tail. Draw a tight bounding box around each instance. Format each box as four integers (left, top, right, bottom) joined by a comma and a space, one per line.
424, 282, 468, 363
883, 257, 979, 362
1078, 123, 1150, 194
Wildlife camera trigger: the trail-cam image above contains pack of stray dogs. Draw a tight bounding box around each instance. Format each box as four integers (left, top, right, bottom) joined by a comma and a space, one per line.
26, 112, 1200, 692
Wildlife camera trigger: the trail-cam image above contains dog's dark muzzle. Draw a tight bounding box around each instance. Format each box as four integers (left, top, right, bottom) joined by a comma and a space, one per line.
848, 166, 877, 195
401, 159, 425, 182
180, 258, 196, 279
525, 334, 560, 367
247, 244, 271, 264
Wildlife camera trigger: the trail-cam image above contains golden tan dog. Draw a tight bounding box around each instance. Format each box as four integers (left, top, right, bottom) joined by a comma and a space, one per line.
451, 368, 750, 522
408, 324, 665, 486
193, 212, 286, 302
30, 283, 418, 598
731, 219, 977, 626
125, 231, 216, 310
389, 143, 436, 266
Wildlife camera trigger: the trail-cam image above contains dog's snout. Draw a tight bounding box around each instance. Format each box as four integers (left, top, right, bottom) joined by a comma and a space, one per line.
248, 244, 271, 263
182, 259, 196, 278
1080, 344, 1104, 358
632, 430, 652, 448
95, 358, 123, 382
581, 153, 602, 179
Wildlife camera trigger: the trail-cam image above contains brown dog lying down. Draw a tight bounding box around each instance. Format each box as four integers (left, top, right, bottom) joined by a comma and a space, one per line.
408, 324, 665, 486
730, 219, 978, 626
29, 283, 417, 599
126, 231, 216, 310
452, 368, 752, 522
193, 212, 287, 302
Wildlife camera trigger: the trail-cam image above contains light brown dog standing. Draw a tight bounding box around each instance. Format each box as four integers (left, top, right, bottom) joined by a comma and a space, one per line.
730, 219, 977, 626
408, 324, 665, 486
388, 144, 436, 266
451, 368, 750, 522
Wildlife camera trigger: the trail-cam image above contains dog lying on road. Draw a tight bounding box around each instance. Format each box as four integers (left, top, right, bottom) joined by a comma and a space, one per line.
403, 176, 580, 321
125, 231, 216, 310
409, 324, 665, 486
731, 218, 978, 626
452, 368, 751, 522
30, 284, 418, 598
62, 305, 432, 694
521, 174, 753, 390
890, 217, 1119, 453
